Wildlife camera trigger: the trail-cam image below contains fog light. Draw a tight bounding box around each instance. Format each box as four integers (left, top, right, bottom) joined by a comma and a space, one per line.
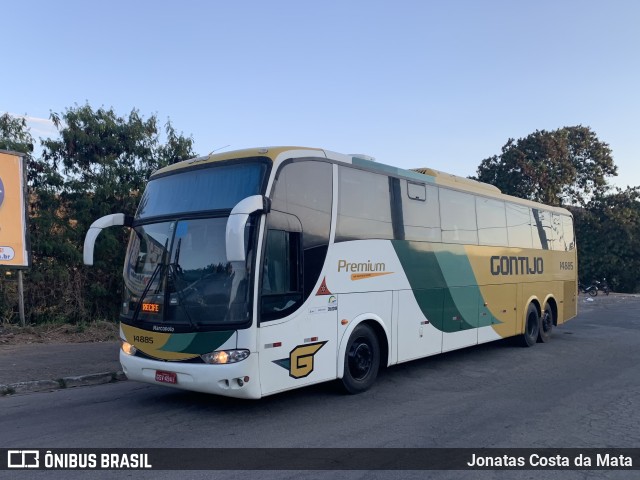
121, 340, 137, 356
201, 349, 250, 364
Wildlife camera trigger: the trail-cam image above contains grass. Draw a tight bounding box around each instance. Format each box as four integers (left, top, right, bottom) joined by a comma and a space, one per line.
0, 320, 119, 345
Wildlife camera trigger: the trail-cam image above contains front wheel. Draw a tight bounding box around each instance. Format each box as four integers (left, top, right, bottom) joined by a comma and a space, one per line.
589, 288, 597, 297
341, 324, 380, 394
520, 303, 540, 347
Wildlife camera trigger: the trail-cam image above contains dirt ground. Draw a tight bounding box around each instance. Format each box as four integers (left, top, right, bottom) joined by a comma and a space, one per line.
0, 320, 119, 345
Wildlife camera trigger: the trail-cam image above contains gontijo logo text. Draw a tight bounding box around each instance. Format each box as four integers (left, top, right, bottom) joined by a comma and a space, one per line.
490, 256, 543, 276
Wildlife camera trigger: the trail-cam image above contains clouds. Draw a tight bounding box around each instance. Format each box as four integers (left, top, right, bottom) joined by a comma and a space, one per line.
8, 114, 60, 140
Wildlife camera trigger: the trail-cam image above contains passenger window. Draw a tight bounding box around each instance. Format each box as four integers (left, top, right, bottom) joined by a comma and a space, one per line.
401, 181, 441, 242
440, 188, 478, 245
336, 167, 394, 241
531, 209, 553, 250
270, 161, 332, 298
506, 203, 533, 248
562, 215, 575, 251
551, 214, 564, 251
476, 197, 508, 246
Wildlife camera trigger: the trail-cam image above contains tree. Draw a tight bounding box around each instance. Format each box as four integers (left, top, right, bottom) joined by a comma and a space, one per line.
0, 113, 34, 154
571, 187, 640, 293
5, 105, 197, 323
474, 126, 617, 207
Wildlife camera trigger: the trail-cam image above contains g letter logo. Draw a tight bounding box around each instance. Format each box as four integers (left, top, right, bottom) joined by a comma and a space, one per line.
273, 341, 328, 379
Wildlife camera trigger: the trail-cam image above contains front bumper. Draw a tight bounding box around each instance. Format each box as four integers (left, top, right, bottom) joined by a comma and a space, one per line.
120, 350, 261, 399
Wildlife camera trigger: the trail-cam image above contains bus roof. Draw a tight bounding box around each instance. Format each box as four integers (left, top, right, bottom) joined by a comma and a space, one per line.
153, 146, 572, 217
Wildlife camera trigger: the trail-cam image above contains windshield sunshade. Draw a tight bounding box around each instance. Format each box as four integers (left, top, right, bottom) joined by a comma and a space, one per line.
136, 161, 267, 219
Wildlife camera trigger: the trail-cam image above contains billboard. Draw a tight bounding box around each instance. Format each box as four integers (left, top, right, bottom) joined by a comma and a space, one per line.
0, 150, 30, 268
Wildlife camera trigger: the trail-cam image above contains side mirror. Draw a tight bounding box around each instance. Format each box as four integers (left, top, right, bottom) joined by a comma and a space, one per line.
84, 213, 132, 265
225, 195, 270, 262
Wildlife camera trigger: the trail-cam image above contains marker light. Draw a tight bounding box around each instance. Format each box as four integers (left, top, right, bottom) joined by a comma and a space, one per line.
201, 349, 250, 365
121, 340, 137, 356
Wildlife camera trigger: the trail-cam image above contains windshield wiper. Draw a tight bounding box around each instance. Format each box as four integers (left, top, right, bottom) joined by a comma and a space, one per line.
166, 260, 199, 331
131, 262, 164, 324
165, 237, 198, 330
131, 238, 169, 324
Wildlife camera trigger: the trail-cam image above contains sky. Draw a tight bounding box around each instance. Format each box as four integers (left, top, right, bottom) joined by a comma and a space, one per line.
3, 0, 640, 188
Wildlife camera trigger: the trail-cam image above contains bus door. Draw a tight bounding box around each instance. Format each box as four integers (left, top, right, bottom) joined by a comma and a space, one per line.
257, 212, 338, 396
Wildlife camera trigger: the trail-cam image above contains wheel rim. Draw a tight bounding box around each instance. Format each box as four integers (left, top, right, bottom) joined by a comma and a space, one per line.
348, 337, 373, 381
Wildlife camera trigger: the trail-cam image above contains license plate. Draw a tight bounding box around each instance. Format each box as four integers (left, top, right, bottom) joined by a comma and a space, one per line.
155, 370, 177, 384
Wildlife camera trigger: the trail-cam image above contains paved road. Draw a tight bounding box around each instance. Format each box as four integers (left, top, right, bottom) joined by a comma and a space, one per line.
1, 294, 639, 480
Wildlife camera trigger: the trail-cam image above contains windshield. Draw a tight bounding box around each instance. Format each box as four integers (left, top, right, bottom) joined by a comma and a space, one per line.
122, 216, 257, 329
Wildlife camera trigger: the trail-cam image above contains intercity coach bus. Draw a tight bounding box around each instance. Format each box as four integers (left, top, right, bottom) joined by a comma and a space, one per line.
83, 146, 577, 399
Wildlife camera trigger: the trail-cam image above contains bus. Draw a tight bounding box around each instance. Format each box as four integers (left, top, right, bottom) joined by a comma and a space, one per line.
83, 146, 577, 399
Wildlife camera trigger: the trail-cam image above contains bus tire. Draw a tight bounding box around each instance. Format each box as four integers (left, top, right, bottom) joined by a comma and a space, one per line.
538, 303, 554, 343
341, 324, 380, 394
520, 303, 539, 347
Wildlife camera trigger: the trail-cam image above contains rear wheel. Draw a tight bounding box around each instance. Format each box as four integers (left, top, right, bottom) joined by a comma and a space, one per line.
538, 303, 554, 343
341, 324, 380, 394
589, 288, 597, 297
520, 303, 540, 347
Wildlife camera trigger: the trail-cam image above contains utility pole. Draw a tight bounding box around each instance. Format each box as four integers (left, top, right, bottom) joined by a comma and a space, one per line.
18, 270, 25, 327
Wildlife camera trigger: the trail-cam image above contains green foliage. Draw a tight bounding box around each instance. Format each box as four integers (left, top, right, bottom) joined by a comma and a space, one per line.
0, 113, 34, 154
1, 106, 196, 324
474, 126, 617, 207
571, 187, 640, 293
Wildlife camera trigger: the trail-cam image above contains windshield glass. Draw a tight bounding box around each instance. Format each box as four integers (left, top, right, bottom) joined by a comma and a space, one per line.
122, 216, 257, 328
136, 160, 268, 220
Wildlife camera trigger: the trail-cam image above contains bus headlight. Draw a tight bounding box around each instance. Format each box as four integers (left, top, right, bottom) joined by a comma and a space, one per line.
121, 340, 137, 356
201, 349, 250, 364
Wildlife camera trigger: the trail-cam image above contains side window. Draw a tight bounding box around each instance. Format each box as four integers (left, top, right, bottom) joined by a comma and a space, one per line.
407, 182, 426, 201
269, 160, 332, 299
336, 167, 394, 241
401, 181, 441, 242
562, 215, 575, 251
506, 203, 533, 248
440, 188, 478, 245
261, 225, 303, 321
531, 209, 553, 250
551, 213, 564, 251
476, 197, 508, 246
